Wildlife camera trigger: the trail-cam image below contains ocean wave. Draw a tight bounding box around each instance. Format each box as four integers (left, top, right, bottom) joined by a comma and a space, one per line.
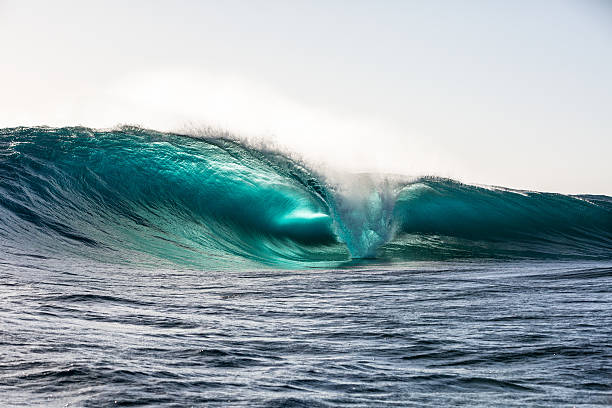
1, 126, 610, 267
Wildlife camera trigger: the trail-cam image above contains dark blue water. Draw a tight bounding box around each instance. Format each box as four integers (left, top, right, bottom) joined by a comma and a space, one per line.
1, 258, 611, 406
1, 127, 611, 406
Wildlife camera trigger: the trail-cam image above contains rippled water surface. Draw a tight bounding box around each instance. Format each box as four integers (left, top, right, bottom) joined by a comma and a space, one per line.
1, 258, 611, 407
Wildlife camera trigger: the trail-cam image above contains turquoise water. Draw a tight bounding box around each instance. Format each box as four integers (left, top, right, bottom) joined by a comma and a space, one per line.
1, 127, 611, 406
1, 126, 611, 268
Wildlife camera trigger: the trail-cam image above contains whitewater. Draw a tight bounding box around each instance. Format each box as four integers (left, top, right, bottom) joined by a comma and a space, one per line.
1, 126, 611, 406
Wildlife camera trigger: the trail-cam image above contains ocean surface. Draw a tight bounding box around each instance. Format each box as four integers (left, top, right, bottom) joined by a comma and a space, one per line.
1, 127, 611, 406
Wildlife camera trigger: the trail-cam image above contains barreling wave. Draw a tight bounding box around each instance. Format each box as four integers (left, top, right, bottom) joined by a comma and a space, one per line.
0, 126, 610, 268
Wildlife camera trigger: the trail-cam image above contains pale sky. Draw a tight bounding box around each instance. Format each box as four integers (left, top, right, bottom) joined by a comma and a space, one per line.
1, 0, 610, 194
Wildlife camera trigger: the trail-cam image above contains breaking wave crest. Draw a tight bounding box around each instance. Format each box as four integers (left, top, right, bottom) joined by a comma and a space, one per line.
1, 127, 610, 267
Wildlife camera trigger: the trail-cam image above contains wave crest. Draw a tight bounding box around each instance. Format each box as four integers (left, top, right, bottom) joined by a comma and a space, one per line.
1, 126, 611, 267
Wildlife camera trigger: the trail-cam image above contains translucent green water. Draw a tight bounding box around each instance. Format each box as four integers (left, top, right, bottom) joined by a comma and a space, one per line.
1, 126, 610, 268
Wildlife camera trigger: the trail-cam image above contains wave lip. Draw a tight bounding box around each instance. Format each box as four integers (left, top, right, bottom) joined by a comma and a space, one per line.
1, 126, 611, 267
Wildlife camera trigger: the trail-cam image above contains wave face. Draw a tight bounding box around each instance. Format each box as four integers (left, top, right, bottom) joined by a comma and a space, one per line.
386, 181, 612, 260
1, 127, 611, 267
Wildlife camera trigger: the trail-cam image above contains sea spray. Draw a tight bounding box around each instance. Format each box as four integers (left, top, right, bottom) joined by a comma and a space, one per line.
324, 173, 400, 258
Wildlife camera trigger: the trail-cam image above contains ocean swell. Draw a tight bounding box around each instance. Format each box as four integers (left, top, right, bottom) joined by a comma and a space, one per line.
0, 126, 610, 267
